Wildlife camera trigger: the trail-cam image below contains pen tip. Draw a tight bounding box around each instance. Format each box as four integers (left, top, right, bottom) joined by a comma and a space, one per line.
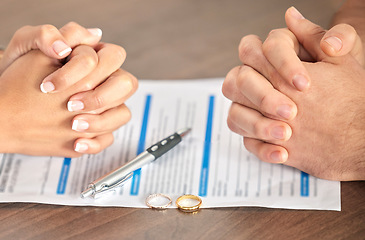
179, 128, 192, 137
81, 187, 94, 199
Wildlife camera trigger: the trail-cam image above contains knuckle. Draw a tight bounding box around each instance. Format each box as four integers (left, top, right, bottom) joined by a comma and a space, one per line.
83, 132, 96, 139
108, 136, 115, 146
13, 25, 31, 37
64, 21, 80, 30
252, 118, 266, 138
12, 26, 31, 44
312, 25, 327, 37
95, 134, 115, 152
40, 24, 57, 32
276, 60, 292, 75
38, 24, 59, 39
236, 66, 254, 89
117, 45, 127, 57
112, 45, 127, 64
60, 22, 84, 39
243, 137, 255, 154
104, 136, 115, 149
92, 145, 104, 154
267, 28, 280, 37
53, 74, 69, 89
303, 26, 326, 48
262, 38, 277, 56
221, 81, 231, 99
258, 93, 271, 113
263, 29, 291, 55
266, 69, 283, 88
93, 94, 105, 109
79, 53, 98, 69
83, 81, 94, 91
266, 28, 289, 39
239, 35, 260, 50
243, 137, 250, 151
91, 120, 104, 132
222, 66, 240, 97
228, 103, 240, 119
239, 35, 261, 61
120, 105, 132, 123
101, 44, 126, 67
228, 103, 246, 128
226, 116, 237, 133
69, 151, 83, 158
124, 71, 138, 90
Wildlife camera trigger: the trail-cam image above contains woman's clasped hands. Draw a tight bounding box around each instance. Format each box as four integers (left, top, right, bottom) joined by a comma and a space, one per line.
0, 22, 138, 157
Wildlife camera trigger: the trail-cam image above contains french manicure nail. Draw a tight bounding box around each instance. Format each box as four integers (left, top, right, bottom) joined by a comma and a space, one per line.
277, 105, 293, 120
87, 28, 102, 37
289, 6, 305, 20
324, 36, 343, 52
52, 40, 72, 57
75, 142, 89, 152
40, 82, 55, 93
293, 74, 309, 91
67, 100, 85, 112
72, 119, 89, 131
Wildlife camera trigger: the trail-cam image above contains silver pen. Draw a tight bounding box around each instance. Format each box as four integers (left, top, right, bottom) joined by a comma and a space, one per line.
81, 127, 191, 198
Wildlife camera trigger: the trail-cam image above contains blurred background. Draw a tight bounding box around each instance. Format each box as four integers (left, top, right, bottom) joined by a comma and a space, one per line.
0, 0, 343, 80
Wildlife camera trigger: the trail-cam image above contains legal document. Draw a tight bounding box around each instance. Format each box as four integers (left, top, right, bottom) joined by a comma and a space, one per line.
0, 79, 340, 210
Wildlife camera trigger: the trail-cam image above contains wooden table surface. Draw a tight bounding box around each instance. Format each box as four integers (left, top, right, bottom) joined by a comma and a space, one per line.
1, 0, 364, 239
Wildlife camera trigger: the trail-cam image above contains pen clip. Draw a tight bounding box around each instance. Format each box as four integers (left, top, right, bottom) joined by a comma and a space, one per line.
94, 172, 134, 197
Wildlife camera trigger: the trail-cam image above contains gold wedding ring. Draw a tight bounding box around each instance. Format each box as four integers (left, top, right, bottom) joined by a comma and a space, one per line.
145, 193, 172, 210
175, 194, 202, 212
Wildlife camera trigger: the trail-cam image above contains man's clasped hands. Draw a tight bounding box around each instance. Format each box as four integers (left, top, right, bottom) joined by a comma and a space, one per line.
1, 7, 364, 181
223, 7, 365, 181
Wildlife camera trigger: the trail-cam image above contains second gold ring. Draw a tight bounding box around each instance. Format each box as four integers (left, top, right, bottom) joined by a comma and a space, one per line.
175, 194, 202, 212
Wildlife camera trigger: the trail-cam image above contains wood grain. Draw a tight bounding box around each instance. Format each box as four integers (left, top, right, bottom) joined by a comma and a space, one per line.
1, 0, 364, 239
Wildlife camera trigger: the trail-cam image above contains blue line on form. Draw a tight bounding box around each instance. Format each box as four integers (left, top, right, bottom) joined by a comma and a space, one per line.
300, 172, 309, 197
57, 158, 72, 194
199, 95, 215, 197
130, 94, 152, 195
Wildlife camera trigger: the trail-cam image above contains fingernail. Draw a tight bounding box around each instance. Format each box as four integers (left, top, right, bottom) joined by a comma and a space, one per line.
324, 36, 343, 52
290, 7, 305, 20
271, 126, 286, 140
277, 105, 293, 120
87, 28, 102, 37
270, 151, 287, 163
75, 142, 89, 153
52, 40, 72, 57
40, 82, 55, 93
67, 100, 84, 112
293, 74, 309, 91
72, 119, 89, 131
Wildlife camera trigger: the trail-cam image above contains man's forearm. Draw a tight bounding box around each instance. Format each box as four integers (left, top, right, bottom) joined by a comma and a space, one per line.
332, 0, 365, 52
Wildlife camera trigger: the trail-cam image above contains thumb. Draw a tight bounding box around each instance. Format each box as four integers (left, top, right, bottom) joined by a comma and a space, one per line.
0, 25, 72, 73
0, 24, 102, 74
320, 24, 364, 66
284, 7, 328, 61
